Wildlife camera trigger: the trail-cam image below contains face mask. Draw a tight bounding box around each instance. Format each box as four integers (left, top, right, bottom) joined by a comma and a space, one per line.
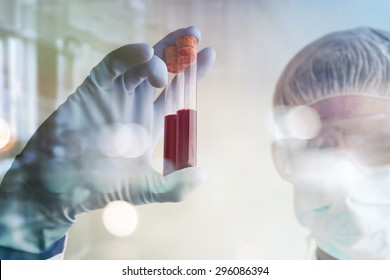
273, 143, 390, 259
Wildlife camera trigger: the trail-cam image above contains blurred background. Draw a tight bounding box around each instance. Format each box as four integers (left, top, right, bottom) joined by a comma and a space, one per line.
0, 0, 389, 259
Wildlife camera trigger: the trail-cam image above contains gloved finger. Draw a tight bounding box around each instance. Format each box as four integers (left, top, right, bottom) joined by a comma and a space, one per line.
119, 55, 168, 133
122, 55, 168, 93
152, 47, 216, 144
153, 26, 201, 59
89, 43, 153, 88
154, 167, 208, 203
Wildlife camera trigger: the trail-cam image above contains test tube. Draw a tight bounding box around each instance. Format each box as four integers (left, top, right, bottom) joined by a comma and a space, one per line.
163, 35, 197, 175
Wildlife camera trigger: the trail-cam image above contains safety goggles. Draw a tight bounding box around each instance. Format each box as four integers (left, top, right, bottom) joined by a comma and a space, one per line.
272, 115, 390, 179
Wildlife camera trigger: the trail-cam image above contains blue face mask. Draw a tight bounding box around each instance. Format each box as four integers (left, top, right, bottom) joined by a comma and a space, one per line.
273, 143, 390, 259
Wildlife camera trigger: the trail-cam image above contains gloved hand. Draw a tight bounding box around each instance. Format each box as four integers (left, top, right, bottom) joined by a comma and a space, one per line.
0, 26, 216, 258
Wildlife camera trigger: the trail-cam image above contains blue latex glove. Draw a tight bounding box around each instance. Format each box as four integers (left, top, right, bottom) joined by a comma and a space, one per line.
0, 26, 216, 258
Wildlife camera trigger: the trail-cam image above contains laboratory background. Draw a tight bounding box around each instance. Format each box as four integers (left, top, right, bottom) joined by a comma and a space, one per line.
0, 0, 389, 260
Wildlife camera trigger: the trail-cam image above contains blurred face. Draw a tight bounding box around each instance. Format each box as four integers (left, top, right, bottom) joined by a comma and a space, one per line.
272, 96, 390, 259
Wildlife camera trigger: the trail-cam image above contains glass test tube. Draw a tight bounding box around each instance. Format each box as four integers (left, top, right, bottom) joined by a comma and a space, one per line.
163, 36, 197, 175
176, 60, 197, 171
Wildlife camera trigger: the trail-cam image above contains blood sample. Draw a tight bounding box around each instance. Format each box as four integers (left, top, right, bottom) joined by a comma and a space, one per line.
176, 108, 197, 169
163, 82, 178, 175
163, 35, 198, 175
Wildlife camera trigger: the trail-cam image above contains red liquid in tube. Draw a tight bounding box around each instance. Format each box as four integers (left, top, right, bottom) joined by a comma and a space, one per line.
176, 109, 197, 169
163, 114, 177, 175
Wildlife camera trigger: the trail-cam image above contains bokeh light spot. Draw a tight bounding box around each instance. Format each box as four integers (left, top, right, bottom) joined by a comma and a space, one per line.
285, 106, 322, 140
98, 123, 150, 158
102, 201, 138, 237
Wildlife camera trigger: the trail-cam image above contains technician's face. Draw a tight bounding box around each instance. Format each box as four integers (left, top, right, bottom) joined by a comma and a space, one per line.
271, 97, 390, 259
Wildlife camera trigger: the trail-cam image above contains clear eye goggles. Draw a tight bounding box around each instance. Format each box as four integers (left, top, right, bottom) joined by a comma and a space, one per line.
272, 114, 390, 179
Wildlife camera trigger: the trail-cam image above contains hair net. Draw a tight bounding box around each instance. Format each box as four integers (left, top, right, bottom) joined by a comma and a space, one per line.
273, 27, 390, 107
